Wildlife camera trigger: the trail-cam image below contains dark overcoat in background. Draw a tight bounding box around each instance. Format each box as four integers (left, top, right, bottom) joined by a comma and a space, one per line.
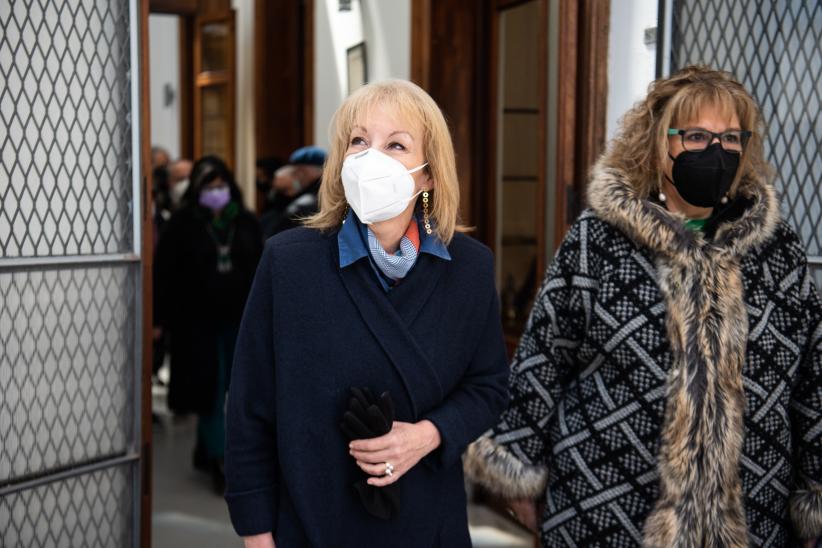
154, 204, 263, 414
224, 227, 509, 547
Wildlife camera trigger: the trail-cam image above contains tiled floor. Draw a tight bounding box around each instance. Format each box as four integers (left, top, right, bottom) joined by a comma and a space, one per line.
152, 414, 241, 548
151, 380, 532, 548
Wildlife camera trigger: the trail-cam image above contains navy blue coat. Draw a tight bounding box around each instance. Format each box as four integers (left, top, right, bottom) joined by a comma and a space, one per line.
224, 227, 509, 547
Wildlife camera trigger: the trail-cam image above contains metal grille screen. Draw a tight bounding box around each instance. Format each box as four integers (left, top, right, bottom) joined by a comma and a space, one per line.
0, 267, 135, 483
0, 0, 134, 258
0, 465, 133, 547
667, 0, 822, 286
0, 0, 140, 545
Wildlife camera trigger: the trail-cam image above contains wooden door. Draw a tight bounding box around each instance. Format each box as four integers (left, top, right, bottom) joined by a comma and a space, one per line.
490, 0, 548, 338
412, 0, 608, 345
193, 10, 236, 168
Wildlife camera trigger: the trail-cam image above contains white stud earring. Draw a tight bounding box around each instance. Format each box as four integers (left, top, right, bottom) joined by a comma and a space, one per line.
720, 195, 728, 204
658, 192, 667, 203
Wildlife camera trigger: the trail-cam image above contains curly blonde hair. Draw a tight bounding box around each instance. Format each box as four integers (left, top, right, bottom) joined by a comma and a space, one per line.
304, 80, 466, 244
604, 65, 772, 198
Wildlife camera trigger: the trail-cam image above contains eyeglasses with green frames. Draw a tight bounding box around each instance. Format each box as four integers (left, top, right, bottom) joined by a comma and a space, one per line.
667, 128, 752, 153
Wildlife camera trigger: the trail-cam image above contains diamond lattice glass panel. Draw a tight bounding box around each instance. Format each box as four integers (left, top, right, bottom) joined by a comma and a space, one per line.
0, 265, 135, 484
669, 0, 822, 262
0, 464, 133, 547
0, 0, 134, 257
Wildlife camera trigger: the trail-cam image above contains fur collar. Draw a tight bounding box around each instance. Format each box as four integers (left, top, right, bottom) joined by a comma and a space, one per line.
586, 159, 780, 261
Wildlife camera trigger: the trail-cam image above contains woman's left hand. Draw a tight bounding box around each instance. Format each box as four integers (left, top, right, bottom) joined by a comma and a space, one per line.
349, 420, 441, 486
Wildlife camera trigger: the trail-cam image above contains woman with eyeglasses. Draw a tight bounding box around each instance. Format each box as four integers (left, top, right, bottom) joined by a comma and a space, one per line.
465, 66, 822, 547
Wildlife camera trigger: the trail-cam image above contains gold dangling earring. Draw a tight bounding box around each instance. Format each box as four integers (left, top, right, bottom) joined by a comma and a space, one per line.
422, 191, 432, 235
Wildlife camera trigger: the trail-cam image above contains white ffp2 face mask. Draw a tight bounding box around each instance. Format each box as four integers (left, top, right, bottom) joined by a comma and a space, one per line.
341, 148, 428, 224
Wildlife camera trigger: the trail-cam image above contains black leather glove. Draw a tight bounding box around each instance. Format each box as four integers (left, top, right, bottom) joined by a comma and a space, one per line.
340, 388, 400, 520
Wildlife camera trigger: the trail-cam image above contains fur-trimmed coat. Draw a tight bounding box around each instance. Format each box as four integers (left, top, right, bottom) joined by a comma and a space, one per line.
465, 160, 822, 547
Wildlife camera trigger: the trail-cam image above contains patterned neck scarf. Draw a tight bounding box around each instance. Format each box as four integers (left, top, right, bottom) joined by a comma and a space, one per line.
367, 219, 421, 280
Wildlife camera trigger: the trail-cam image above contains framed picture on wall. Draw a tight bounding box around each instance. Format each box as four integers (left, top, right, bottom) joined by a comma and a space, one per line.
347, 42, 367, 94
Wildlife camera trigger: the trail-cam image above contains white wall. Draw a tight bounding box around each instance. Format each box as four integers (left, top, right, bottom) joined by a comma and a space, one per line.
314, 0, 411, 148
361, 0, 410, 83
606, 0, 658, 141
148, 15, 181, 160
149, 7, 255, 209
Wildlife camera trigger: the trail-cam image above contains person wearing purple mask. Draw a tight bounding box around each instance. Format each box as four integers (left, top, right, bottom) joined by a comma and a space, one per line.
154, 155, 263, 493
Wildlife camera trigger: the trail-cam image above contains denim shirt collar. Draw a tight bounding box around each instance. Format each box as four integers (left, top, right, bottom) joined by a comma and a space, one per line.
337, 209, 451, 269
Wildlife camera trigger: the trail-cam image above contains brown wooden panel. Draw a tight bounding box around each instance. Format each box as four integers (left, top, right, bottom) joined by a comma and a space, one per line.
554, 0, 578, 246
574, 0, 610, 214
139, 1, 154, 547
425, 0, 492, 229
410, 0, 431, 89
303, 0, 315, 145
193, 11, 236, 169
150, 0, 197, 14
196, 72, 230, 86
199, 0, 231, 17
494, 0, 538, 9
254, 0, 308, 161
535, 0, 549, 280
480, 0, 498, 249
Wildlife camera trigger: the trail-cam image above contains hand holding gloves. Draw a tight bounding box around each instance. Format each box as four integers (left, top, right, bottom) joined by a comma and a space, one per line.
340, 388, 400, 520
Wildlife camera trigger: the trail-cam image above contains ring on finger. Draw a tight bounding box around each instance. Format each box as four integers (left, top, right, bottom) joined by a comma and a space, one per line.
384, 462, 394, 477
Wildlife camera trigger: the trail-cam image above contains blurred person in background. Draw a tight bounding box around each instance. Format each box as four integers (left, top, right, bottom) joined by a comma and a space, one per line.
154, 155, 263, 493
152, 158, 193, 238
152, 158, 194, 387
167, 158, 193, 210
152, 145, 170, 170
259, 145, 325, 239
255, 156, 285, 214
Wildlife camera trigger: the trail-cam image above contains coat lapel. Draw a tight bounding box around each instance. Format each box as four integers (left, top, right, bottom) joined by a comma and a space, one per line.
336, 252, 446, 419
387, 253, 445, 326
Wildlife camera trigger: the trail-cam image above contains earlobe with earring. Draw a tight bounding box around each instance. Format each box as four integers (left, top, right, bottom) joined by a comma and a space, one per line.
422, 191, 432, 235
658, 191, 667, 203
720, 195, 729, 205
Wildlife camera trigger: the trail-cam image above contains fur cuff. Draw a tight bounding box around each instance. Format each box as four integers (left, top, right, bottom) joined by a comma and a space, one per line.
463, 436, 548, 499
790, 480, 822, 539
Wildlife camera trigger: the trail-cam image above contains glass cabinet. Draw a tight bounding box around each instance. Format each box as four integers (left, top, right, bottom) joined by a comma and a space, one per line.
194, 12, 235, 168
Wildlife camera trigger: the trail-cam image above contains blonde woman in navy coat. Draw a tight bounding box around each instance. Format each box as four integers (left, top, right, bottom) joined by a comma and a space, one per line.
224, 80, 510, 547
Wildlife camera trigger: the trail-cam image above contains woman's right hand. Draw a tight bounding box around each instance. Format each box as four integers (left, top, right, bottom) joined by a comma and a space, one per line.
243, 533, 275, 548
507, 498, 539, 532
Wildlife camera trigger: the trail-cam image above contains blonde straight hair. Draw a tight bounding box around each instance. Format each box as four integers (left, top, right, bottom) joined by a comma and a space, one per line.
304, 80, 467, 244
605, 65, 771, 198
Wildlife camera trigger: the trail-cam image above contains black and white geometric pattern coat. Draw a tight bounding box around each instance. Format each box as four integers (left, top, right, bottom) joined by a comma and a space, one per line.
464, 158, 822, 547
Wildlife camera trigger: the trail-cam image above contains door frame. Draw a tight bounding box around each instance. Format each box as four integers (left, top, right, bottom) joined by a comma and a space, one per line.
192, 10, 237, 169
410, 0, 609, 252
253, 0, 314, 161
139, 1, 153, 546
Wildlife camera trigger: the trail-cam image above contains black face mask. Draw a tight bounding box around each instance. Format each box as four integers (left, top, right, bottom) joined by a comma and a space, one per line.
667, 143, 740, 208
